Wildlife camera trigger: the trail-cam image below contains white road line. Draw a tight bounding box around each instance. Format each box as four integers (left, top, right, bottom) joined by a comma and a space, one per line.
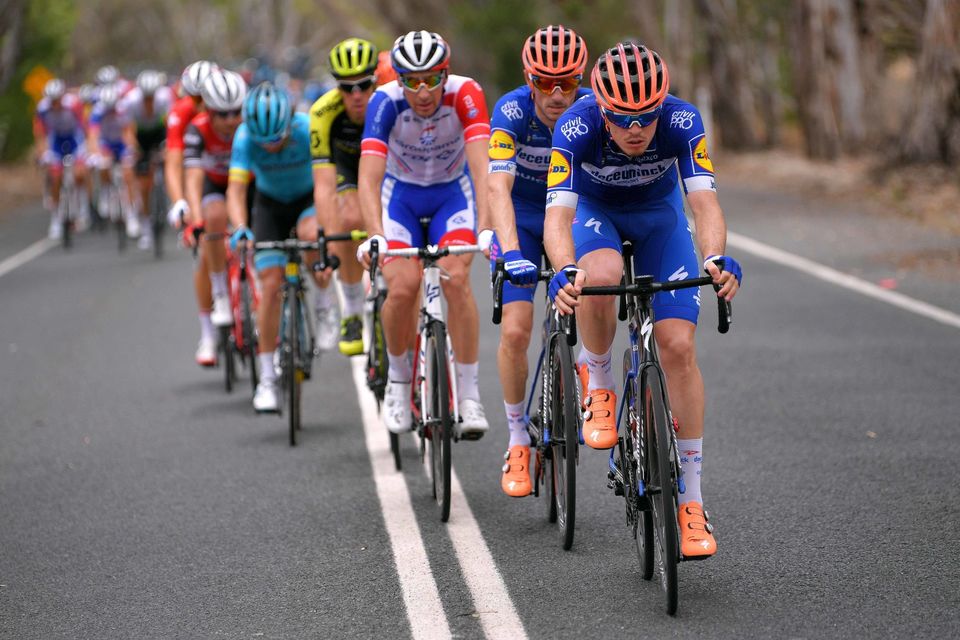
728, 231, 960, 330
0, 237, 56, 280
419, 446, 527, 640
350, 358, 451, 640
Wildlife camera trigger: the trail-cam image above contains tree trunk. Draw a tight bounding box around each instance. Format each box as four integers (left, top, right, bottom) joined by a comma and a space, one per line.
0, 0, 24, 93
827, 0, 866, 147
662, 0, 694, 100
693, 0, 761, 150
900, 0, 960, 163
791, 0, 842, 159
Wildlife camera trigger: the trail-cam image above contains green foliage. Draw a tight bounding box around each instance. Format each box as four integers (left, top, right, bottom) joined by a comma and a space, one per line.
0, 0, 77, 161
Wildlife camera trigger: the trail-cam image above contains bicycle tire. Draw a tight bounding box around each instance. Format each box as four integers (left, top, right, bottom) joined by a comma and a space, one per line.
425, 321, 452, 522
643, 367, 679, 615
240, 279, 258, 395
221, 326, 235, 393
550, 334, 578, 550
151, 183, 165, 259
59, 192, 72, 250
283, 295, 300, 446
623, 351, 654, 581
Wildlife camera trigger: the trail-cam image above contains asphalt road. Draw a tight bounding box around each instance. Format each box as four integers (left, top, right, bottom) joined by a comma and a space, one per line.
1, 190, 958, 639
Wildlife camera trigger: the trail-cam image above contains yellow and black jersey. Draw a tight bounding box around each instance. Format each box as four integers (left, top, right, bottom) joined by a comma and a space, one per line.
309, 88, 363, 190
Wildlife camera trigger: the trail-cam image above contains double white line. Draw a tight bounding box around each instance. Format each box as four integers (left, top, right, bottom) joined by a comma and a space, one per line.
350, 358, 526, 640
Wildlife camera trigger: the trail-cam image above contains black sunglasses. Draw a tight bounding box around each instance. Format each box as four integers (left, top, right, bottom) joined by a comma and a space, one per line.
212, 108, 241, 118
338, 75, 376, 93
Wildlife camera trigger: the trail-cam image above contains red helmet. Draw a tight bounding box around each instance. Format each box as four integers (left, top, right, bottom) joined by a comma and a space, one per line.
591, 42, 669, 113
522, 25, 587, 78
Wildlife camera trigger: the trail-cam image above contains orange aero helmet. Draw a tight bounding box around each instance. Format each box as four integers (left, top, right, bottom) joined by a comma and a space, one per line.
522, 25, 588, 78
591, 42, 669, 113
376, 50, 397, 86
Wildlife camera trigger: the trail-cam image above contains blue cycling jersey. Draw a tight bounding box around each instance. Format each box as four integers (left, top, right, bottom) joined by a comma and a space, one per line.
546, 94, 716, 210
488, 85, 592, 206
230, 112, 313, 203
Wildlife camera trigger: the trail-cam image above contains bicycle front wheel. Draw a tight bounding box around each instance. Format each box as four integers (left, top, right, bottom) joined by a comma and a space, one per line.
550, 334, 578, 550
623, 350, 653, 581
643, 368, 679, 615
425, 321, 452, 522
284, 295, 301, 446
240, 278, 258, 395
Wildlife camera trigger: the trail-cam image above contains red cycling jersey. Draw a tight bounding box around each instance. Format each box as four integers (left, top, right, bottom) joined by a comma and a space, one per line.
166, 96, 199, 152
183, 112, 233, 187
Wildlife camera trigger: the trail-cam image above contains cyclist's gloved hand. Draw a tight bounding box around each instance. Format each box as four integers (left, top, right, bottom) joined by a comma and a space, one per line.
548, 264, 579, 303
357, 234, 387, 264
503, 250, 538, 287
477, 228, 494, 252
230, 227, 254, 251
704, 254, 743, 286
167, 199, 189, 229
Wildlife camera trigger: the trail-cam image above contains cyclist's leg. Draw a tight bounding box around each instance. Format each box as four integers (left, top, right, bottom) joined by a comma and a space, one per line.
120, 147, 140, 235
330, 185, 366, 355
202, 179, 232, 325
294, 199, 340, 351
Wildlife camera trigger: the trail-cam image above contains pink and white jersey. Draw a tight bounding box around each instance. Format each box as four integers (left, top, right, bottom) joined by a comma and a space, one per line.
361, 75, 490, 187
90, 102, 132, 143
35, 94, 85, 138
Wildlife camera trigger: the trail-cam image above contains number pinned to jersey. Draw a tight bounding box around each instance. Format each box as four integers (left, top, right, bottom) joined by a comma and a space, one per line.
693, 137, 713, 173
547, 149, 572, 188
488, 130, 516, 161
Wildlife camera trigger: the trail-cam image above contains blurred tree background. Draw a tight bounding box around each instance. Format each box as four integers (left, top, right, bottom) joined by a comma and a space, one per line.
2, 0, 958, 166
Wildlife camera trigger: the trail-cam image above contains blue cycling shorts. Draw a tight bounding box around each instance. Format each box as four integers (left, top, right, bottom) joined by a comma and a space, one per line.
380, 174, 477, 257
572, 190, 701, 325
489, 198, 545, 304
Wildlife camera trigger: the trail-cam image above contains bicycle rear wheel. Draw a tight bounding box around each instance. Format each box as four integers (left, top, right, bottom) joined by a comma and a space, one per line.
284, 294, 301, 446
221, 326, 235, 393
643, 368, 679, 615
550, 334, 578, 550
59, 191, 72, 249
425, 321, 452, 522
240, 278, 258, 395
150, 181, 165, 259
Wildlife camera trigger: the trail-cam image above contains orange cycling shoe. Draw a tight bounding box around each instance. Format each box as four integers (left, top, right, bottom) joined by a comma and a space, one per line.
577, 363, 589, 408
582, 388, 617, 449
679, 501, 717, 558
500, 445, 532, 497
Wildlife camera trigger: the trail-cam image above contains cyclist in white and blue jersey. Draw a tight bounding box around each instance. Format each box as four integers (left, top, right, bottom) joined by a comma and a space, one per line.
487, 25, 591, 497
544, 43, 742, 558
226, 82, 339, 413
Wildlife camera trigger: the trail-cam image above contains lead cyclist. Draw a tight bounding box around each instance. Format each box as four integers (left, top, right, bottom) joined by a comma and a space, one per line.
544, 43, 742, 558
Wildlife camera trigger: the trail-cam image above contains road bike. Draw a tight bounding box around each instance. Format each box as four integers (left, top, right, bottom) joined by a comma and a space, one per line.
578, 242, 731, 615
56, 154, 84, 249
97, 160, 131, 252
492, 260, 581, 549
363, 239, 399, 470
220, 239, 260, 395
370, 241, 485, 522
255, 229, 366, 446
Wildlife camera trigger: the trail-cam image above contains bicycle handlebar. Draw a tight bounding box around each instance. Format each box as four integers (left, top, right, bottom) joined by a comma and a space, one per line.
491, 257, 552, 325
253, 227, 368, 272
380, 243, 485, 260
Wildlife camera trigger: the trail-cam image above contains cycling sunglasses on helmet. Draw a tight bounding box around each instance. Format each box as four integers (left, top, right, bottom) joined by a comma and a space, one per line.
600, 104, 663, 129
529, 74, 581, 95
398, 71, 446, 92
338, 75, 376, 93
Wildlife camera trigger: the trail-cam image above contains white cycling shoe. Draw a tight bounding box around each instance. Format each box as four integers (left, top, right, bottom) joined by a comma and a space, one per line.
253, 380, 280, 413
457, 398, 489, 440
383, 380, 412, 434
211, 295, 233, 327
125, 213, 141, 238
48, 219, 63, 240
315, 305, 340, 352
195, 336, 217, 367
137, 225, 153, 250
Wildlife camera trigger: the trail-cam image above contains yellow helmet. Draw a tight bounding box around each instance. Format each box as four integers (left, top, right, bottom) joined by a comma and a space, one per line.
329, 38, 378, 78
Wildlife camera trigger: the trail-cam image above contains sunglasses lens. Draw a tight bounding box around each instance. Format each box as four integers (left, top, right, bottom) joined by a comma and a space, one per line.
338, 76, 375, 92
531, 75, 580, 94
603, 106, 661, 128
215, 109, 240, 118
400, 72, 444, 90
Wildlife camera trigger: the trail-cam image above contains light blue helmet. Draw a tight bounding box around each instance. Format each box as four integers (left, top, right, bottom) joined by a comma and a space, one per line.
243, 82, 292, 144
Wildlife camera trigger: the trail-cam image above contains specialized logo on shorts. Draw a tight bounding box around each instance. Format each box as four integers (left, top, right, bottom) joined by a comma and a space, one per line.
670, 110, 696, 130
500, 100, 522, 121
488, 130, 516, 161
693, 136, 713, 173
560, 116, 588, 141
546, 149, 572, 188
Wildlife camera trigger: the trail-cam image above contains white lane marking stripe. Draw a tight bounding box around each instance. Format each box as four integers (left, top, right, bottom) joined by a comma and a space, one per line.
728, 231, 960, 330
350, 359, 451, 640
420, 446, 528, 640
0, 238, 56, 279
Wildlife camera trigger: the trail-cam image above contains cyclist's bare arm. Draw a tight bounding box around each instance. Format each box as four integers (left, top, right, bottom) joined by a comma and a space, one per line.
184, 166, 204, 226
358, 154, 387, 237
226, 178, 248, 231
122, 121, 138, 154
164, 149, 185, 203
686, 189, 739, 300
465, 138, 492, 232
488, 171, 520, 252
544, 203, 584, 314
312, 164, 337, 232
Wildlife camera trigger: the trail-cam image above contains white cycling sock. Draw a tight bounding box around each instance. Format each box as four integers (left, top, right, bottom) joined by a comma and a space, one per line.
199, 313, 215, 341
259, 351, 277, 383
504, 401, 530, 447
388, 351, 412, 383
677, 438, 703, 505
340, 280, 365, 318
211, 271, 228, 299
456, 361, 480, 403
314, 283, 335, 309
581, 346, 614, 391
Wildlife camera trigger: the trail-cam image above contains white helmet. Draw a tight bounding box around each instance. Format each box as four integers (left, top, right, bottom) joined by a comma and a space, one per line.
136, 69, 167, 97
43, 78, 66, 100
98, 83, 120, 108
180, 60, 217, 97
201, 69, 246, 111
96, 65, 119, 86
390, 30, 451, 73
